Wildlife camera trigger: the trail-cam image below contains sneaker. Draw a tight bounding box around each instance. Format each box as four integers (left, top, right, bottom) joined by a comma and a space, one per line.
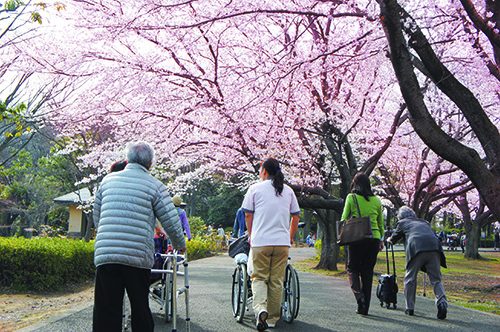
405, 309, 414, 316
437, 302, 447, 320
256, 310, 268, 331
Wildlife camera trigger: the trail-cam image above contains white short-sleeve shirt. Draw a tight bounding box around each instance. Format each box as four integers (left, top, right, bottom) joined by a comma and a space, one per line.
241, 179, 301, 248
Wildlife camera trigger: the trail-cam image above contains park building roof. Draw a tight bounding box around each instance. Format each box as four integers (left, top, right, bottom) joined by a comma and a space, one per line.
53, 188, 92, 206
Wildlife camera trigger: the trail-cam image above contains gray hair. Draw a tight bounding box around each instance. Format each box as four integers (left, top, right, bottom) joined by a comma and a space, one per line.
397, 206, 416, 220
126, 141, 154, 168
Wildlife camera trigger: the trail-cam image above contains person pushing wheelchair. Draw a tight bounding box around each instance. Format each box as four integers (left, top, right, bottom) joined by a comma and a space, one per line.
241, 158, 300, 331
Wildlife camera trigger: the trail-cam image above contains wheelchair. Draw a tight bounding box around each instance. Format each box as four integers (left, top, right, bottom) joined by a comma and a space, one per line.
231, 252, 300, 324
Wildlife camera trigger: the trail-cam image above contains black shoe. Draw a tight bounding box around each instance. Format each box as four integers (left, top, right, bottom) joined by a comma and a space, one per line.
405, 309, 414, 316
356, 297, 367, 315
437, 302, 447, 319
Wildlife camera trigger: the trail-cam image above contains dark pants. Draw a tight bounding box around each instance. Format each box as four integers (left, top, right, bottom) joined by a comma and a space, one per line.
347, 239, 380, 312
93, 264, 154, 332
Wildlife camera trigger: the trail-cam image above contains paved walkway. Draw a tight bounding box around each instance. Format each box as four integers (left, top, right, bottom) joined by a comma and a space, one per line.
19, 247, 500, 332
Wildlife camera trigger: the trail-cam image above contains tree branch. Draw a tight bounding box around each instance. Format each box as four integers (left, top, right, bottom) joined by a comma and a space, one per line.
176, 10, 372, 29
396, 3, 500, 167
459, 0, 500, 49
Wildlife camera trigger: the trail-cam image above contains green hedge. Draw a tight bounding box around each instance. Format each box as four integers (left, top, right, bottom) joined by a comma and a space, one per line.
480, 239, 495, 248
0, 234, 216, 292
0, 237, 95, 292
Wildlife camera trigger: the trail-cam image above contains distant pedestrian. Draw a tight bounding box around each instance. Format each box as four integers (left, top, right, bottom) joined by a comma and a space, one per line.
306, 233, 313, 247
341, 172, 384, 316
460, 233, 466, 253
495, 231, 499, 250
92, 142, 186, 332
387, 206, 448, 320
439, 230, 446, 245
172, 195, 192, 241
217, 225, 225, 237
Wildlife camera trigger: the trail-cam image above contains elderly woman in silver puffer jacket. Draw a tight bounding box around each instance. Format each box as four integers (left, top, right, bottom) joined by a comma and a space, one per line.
92, 141, 186, 332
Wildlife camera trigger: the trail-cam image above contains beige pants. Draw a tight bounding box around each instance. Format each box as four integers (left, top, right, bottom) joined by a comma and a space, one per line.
250, 246, 289, 324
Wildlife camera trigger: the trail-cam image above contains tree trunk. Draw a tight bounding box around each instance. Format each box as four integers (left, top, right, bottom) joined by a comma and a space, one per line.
314, 209, 338, 271
464, 222, 482, 259
303, 209, 313, 243
83, 211, 94, 242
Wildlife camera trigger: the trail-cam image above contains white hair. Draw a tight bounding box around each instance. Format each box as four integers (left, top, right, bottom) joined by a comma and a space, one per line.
126, 141, 154, 168
398, 206, 416, 220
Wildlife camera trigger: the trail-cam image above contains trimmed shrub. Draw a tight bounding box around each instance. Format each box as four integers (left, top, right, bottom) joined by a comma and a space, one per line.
186, 236, 214, 260
0, 237, 95, 292
480, 239, 495, 248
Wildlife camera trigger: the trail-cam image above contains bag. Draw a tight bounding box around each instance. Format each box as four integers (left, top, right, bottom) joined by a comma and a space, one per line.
377, 274, 398, 309
336, 194, 373, 246
376, 243, 398, 309
228, 233, 250, 258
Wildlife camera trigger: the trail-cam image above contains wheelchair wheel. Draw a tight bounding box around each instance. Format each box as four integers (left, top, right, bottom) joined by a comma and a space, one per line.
163, 258, 175, 323
231, 263, 248, 322
291, 266, 300, 319
281, 264, 300, 323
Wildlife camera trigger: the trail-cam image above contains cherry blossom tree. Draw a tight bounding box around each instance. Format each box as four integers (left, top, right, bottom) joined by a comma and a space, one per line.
376, 0, 500, 258
8, 0, 500, 263
378, 0, 500, 222
12, 0, 405, 269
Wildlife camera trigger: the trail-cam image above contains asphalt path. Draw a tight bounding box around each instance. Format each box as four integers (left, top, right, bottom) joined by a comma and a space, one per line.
20, 247, 500, 332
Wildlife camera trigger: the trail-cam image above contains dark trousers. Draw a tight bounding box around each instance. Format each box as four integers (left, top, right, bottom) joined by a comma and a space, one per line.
347, 239, 380, 311
93, 264, 154, 332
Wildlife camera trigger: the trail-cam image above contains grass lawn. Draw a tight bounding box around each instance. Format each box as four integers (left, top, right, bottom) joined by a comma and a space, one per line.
293, 249, 500, 315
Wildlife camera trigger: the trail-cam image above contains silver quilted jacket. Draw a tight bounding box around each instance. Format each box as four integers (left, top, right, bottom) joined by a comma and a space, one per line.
93, 163, 185, 269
